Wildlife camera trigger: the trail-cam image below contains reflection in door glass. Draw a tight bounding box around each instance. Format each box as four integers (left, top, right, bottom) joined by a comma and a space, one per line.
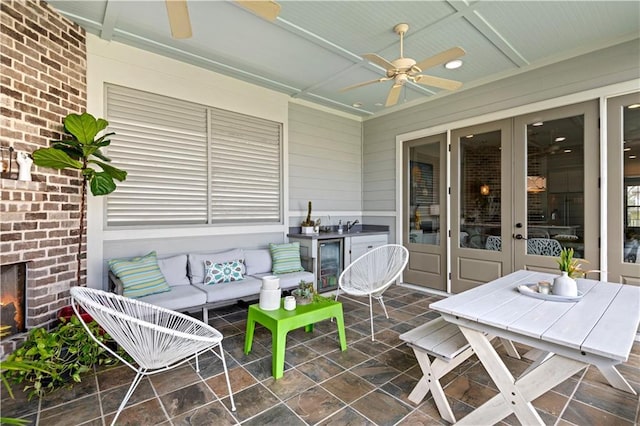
460, 131, 501, 250
527, 116, 584, 257
408, 143, 440, 245
623, 104, 640, 263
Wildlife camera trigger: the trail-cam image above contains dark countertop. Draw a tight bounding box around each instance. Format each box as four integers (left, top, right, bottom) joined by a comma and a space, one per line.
287, 224, 389, 240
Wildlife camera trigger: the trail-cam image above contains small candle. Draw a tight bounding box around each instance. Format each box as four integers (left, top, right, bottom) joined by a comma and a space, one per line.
284, 296, 296, 311
538, 281, 551, 294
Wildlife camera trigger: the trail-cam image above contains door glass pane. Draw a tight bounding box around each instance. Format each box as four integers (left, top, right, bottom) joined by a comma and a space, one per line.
408, 143, 440, 245
526, 115, 584, 257
623, 103, 640, 263
460, 131, 502, 250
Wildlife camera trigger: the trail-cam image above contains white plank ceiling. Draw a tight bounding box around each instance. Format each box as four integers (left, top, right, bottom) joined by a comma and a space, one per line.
48, 0, 640, 117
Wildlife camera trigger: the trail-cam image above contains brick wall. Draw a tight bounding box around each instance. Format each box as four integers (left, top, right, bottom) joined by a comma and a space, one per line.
1, 0, 87, 356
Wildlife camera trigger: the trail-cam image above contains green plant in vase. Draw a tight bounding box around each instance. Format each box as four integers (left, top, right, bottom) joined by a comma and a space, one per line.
32, 112, 127, 286
291, 280, 331, 304
301, 201, 315, 228
556, 247, 587, 278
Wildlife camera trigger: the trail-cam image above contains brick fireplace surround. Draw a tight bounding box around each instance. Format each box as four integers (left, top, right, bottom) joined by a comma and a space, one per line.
1, 0, 87, 357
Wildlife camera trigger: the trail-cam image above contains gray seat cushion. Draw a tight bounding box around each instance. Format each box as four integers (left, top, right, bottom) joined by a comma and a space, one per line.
251, 271, 315, 290
138, 285, 207, 311
192, 276, 263, 303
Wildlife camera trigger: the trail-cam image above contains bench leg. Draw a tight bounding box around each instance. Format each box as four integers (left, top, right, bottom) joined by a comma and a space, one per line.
408, 345, 475, 424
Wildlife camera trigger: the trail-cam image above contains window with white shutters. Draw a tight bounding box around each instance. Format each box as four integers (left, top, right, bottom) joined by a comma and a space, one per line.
104, 85, 282, 227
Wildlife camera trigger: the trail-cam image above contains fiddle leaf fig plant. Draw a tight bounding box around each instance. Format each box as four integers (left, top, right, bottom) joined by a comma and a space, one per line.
32, 112, 127, 285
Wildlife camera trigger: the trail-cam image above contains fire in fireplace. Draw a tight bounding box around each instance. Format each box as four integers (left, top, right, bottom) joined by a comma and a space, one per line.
1, 263, 26, 339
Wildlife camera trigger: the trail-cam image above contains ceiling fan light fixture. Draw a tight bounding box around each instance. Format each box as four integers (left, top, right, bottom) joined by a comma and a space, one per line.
445, 59, 463, 69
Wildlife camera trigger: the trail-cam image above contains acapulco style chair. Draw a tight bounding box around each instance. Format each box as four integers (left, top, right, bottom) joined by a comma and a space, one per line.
335, 244, 409, 341
70, 287, 236, 425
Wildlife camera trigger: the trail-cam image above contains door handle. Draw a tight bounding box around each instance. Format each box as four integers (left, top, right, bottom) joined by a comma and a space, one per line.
513, 233, 528, 240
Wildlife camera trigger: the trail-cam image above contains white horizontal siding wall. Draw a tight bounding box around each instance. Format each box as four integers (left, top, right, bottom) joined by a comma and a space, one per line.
363, 40, 640, 217
85, 35, 290, 290
288, 103, 362, 217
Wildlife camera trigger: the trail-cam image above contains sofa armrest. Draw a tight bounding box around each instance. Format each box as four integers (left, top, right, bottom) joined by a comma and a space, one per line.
108, 270, 124, 295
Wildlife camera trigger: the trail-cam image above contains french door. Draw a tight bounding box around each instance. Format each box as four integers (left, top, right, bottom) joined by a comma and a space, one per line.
607, 92, 640, 285
402, 134, 448, 291
447, 101, 599, 293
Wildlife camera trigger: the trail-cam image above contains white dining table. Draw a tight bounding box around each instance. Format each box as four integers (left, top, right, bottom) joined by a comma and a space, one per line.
430, 269, 640, 426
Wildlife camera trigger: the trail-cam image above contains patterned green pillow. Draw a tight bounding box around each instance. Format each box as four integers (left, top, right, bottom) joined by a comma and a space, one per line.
204, 259, 245, 285
269, 242, 304, 274
108, 251, 171, 298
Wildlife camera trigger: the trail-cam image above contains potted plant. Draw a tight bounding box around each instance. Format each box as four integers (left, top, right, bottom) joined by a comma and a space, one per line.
300, 201, 315, 234
292, 280, 314, 304
291, 280, 331, 305
1, 360, 51, 425
2, 316, 126, 400
553, 248, 583, 297
32, 112, 127, 288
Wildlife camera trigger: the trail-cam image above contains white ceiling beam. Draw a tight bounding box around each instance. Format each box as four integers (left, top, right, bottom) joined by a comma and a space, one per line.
100, 1, 121, 41
446, 0, 528, 68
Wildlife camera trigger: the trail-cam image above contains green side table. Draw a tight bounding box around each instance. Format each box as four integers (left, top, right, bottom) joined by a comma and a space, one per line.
244, 299, 347, 379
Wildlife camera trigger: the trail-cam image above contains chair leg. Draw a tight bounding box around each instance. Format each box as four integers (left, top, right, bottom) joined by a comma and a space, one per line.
376, 295, 389, 319
369, 294, 375, 341
111, 370, 146, 426
217, 343, 237, 411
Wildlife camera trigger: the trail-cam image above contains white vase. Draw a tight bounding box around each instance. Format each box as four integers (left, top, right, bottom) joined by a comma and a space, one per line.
553, 271, 577, 297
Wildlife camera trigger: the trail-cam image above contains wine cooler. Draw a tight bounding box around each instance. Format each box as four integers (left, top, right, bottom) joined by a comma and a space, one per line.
317, 239, 343, 292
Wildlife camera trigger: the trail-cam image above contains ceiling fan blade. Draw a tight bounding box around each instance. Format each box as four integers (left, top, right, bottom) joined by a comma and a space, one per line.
339, 77, 390, 92
362, 53, 396, 71
385, 84, 403, 107
235, 1, 281, 21
414, 74, 463, 90
414, 47, 465, 72
165, 0, 192, 39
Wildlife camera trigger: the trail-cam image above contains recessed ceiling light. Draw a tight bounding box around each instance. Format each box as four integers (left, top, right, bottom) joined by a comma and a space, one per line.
465, 134, 474, 138
564, 149, 572, 153
628, 104, 640, 109
532, 122, 544, 126
555, 137, 566, 142
630, 155, 637, 159
374, 102, 383, 107
624, 147, 631, 151
444, 59, 463, 70
352, 102, 363, 108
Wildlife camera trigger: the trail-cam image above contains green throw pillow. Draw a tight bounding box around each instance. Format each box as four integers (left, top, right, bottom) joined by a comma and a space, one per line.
269, 242, 304, 274
108, 251, 171, 298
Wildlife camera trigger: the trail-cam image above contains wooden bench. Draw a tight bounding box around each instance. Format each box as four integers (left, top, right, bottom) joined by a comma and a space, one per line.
399, 317, 474, 423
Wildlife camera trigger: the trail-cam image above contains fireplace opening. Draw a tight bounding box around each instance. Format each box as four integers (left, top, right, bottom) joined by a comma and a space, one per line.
1, 263, 26, 340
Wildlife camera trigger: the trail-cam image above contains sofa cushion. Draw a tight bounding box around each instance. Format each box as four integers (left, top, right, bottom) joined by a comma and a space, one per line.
158, 254, 190, 286
189, 249, 244, 285
108, 251, 171, 298
252, 271, 315, 291
269, 242, 304, 274
204, 259, 245, 285
193, 276, 263, 303
137, 285, 207, 311
244, 249, 272, 275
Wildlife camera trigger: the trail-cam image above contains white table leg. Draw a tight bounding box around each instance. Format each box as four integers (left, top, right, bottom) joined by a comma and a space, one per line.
457, 326, 587, 426
596, 364, 638, 395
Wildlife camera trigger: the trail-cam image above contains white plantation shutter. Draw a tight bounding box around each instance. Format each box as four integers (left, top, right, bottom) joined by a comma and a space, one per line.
210, 109, 282, 223
105, 85, 208, 226
104, 85, 282, 227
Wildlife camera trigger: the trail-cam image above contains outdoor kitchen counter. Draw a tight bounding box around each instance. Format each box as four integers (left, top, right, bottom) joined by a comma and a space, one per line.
287, 225, 389, 239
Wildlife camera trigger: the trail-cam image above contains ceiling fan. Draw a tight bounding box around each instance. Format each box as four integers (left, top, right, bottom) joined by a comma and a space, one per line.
165, 0, 281, 39
341, 23, 465, 107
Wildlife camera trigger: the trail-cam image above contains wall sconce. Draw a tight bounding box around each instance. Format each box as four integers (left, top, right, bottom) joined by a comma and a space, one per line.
527, 176, 547, 193
480, 184, 490, 196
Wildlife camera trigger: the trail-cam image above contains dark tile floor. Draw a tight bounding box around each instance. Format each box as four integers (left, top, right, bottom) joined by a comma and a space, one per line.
2, 285, 639, 425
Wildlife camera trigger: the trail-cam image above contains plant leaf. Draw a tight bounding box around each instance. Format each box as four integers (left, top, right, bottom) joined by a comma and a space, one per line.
63, 113, 109, 144
89, 172, 117, 196
89, 160, 127, 182
32, 149, 83, 170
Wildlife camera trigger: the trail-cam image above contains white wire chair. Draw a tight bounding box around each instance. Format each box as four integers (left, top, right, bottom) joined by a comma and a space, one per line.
70, 287, 236, 425
335, 244, 409, 341
527, 237, 563, 256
